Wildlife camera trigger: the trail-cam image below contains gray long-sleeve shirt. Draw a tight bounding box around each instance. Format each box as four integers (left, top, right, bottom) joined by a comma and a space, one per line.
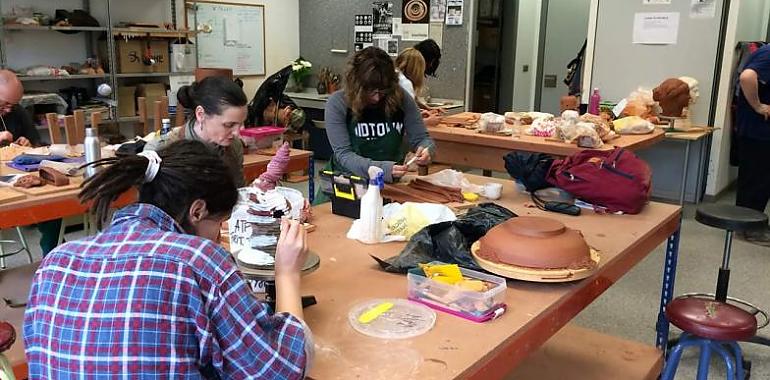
324, 90, 435, 183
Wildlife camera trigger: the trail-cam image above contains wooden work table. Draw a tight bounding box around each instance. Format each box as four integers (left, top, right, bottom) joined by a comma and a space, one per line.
0, 174, 681, 379
428, 125, 666, 173
303, 174, 681, 379
0, 149, 313, 229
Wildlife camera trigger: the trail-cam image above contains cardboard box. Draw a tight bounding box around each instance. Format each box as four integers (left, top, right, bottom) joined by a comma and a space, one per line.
136, 83, 167, 112
118, 86, 137, 117
113, 39, 170, 73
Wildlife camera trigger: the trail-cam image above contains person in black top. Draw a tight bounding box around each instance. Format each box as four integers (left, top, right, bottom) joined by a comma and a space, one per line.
0, 70, 40, 147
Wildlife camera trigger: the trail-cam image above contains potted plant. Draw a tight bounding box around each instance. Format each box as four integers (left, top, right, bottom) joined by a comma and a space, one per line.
290, 57, 312, 92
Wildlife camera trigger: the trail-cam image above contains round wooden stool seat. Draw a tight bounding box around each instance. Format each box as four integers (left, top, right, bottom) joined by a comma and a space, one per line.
695, 204, 767, 232
0, 321, 16, 353
666, 297, 757, 341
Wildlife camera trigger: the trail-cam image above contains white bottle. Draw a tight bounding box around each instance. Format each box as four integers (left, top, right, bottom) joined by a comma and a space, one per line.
160, 118, 172, 143
358, 166, 385, 244
83, 128, 100, 179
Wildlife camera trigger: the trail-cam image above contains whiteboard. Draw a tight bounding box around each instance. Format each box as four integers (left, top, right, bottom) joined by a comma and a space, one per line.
187, 1, 265, 76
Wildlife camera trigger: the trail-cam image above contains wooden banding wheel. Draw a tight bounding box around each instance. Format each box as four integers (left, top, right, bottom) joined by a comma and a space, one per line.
471, 241, 600, 283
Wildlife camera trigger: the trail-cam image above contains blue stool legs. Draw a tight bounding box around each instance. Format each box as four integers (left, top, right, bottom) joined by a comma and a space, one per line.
661, 333, 745, 380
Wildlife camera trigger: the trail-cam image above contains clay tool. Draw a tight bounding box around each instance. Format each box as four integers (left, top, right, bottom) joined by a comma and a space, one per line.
357, 301, 394, 324
405, 156, 418, 166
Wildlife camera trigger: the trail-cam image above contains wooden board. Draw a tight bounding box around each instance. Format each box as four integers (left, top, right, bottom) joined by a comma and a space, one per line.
11, 181, 81, 196
506, 324, 663, 380
471, 241, 600, 283
0, 187, 25, 204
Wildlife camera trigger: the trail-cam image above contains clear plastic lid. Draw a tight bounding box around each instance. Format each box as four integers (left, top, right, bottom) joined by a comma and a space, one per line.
348, 298, 436, 339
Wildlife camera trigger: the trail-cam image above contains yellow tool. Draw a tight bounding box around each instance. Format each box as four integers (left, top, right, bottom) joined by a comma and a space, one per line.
358, 302, 394, 324
462, 192, 479, 202
420, 263, 464, 285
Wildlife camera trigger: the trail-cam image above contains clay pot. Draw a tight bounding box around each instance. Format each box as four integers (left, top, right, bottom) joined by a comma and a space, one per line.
478, 216, 590, 269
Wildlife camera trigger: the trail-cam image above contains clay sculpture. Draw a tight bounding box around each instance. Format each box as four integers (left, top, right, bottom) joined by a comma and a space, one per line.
653, 78, 691, 117
38, 167, 70, 187
13, 175, 44, 188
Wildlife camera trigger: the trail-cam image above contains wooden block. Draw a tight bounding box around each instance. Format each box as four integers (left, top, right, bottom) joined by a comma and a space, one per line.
90, 112, 102, 136
11, 182, 81, 196
63, 115, 77, 146
0, 187, 25, 204
175, 103, 186, 128
153, 100, 162, 134
73, 109, 86, 143
46, 113, 62, 144
504, 324, 663, 380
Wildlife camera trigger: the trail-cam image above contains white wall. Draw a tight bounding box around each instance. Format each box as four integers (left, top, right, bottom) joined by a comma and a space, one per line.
706, 0, 770, 196
512, 0, 541, 111
539, 0, 590, 114
187, 0, 300, 98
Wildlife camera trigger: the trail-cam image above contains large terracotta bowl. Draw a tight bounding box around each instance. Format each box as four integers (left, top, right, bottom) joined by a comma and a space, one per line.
477, 216, 591, 269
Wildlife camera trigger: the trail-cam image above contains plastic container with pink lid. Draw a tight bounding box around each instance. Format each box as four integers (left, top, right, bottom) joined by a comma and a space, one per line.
240, 126, 285, 150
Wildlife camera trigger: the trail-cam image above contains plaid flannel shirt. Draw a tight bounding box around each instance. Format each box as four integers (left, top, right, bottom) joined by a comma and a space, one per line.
24, 203, 309, 379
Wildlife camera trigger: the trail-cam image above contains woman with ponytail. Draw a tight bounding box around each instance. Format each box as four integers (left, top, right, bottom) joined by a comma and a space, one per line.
24, 140, 313, 379
145, 75, 249, 186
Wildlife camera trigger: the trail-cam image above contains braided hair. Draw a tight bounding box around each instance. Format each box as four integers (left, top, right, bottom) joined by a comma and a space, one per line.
79, 140, 239, 229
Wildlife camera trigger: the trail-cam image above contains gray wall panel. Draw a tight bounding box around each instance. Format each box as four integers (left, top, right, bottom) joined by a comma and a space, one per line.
299, 0, 469, 100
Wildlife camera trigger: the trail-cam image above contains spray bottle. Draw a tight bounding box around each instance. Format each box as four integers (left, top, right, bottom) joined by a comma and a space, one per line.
358, 166, 385, 244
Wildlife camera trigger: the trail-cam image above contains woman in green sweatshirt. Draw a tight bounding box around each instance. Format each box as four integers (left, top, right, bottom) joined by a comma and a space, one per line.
322, 47, 435, 201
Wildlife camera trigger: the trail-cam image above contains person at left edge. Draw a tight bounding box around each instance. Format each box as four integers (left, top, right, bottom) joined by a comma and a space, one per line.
0, 69, 40, 147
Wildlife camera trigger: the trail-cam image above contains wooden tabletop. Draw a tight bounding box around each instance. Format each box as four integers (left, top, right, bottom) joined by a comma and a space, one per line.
0, 174, 680, 379
664, 129, 714, 141
303, 175, 680, 379
429, 125, 666, 156
427, 126, 665, 172
0, 149, 313, 229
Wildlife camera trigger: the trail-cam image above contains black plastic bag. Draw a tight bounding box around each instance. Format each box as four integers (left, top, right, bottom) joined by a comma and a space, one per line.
372, 203, 516, 273
503, 152, 554, 193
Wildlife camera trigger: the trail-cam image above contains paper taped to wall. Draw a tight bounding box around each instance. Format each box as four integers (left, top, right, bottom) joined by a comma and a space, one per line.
632, 12, 679, 45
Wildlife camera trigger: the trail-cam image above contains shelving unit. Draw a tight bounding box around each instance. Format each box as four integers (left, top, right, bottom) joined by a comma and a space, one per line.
19, 74, 109, 82
0, 0, 197, 136
115, 71, 193, 78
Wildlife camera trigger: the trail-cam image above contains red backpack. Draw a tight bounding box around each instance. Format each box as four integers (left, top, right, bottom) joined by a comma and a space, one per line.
546, 148, 652, 214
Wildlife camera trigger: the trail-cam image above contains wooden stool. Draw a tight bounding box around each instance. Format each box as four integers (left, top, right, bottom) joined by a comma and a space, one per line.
661, 205, 768, 380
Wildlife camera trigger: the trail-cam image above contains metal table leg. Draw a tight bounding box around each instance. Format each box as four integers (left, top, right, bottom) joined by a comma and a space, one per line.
678, 141, 691, 205
656, 223, 682, 354
308, 155, 315, 204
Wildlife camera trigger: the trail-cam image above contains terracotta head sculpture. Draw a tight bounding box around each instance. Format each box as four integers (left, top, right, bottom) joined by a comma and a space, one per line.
560, 95, 579, 113
652, 78, 691, 117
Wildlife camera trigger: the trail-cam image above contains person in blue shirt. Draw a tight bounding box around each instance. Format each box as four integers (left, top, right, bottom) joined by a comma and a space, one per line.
736, 44, 770, 245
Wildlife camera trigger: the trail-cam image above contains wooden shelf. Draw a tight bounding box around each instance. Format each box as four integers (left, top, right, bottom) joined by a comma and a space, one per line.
19, 74, 108, 82
115, 72, 193, 78
504, 324, 663, 380
3, 24, 108, 32
112, 27, 195, 38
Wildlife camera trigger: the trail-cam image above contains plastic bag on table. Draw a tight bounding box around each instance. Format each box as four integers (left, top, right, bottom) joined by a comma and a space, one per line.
372, 203, 517, 273
570, 122, 603, 148
383, 202, 457, 239
614, 116, 655, 135
418, 169, 484, 194
503, 152, 554, 193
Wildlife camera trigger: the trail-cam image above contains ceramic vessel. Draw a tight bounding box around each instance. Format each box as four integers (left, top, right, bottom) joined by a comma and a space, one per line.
477, 216, 591, 269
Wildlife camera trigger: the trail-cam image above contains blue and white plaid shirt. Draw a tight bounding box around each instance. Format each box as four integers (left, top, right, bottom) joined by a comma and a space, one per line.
24, 203, 310, 379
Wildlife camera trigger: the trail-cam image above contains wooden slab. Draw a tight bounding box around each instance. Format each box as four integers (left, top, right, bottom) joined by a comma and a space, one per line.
505, 324, 663, 380
0, 187, 26, 204
11, 181, 81, 196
